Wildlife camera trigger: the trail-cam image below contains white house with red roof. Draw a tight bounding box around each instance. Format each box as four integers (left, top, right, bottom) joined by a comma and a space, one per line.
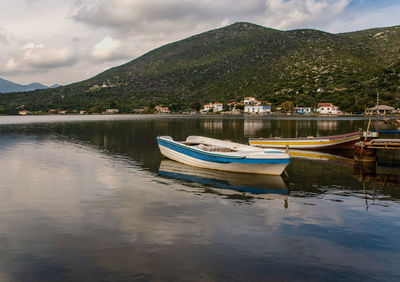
213, 103, 223, 112
243, 97, 262, 105
316, 103, 340, 114
203, 103, 214, 112
154, 105, 170, 113
160, 107, 170, 113
203, 103, 223, 113
18, 110, 31, 115
244, 97, 256, 104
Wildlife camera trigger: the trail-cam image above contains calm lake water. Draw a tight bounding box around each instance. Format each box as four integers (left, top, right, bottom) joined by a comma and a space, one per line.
0, 115, 399, 282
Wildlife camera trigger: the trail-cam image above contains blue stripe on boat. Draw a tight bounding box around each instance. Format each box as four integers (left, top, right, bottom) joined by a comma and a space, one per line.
157, 137, 290, 164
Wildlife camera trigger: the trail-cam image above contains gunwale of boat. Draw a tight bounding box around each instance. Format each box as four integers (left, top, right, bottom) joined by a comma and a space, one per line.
160, 136, 288, 158
249, 131, 361, 141
248, 131, 361, 150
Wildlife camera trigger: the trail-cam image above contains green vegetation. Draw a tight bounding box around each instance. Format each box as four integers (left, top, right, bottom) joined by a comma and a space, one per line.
1, 22, 399, 113
280, 101, 295, 113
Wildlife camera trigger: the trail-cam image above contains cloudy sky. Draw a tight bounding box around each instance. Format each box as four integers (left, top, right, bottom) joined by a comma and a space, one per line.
0, 0, 399, 86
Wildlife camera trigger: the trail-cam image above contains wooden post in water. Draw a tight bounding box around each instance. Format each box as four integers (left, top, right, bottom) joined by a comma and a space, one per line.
354, 142, 377, 163
354, 115, 377, 163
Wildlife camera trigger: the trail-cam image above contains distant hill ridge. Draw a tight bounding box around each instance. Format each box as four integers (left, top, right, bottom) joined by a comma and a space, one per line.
0, 77, 59, 93
0, 22, 399, 114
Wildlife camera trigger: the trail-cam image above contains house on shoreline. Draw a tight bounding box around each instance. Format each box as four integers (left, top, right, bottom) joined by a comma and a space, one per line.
18, 110, 31, 115
202, 103, 223, 113
244, 105, 271, 114
316, 103, 341, 114
105, 109, 119, 114
295, 107, 312, 114
365, 105, 394, 115
243, 97, 262, 106
155, 106, 170, 113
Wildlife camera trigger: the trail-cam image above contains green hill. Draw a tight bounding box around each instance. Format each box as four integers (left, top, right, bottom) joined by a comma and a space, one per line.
1, 22, 399, 114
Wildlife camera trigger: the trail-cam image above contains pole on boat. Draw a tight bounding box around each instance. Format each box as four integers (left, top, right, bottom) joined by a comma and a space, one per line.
365, 114, 372, 143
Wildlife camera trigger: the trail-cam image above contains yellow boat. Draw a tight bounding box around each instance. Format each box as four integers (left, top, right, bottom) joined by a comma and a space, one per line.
249, 131, 361, 150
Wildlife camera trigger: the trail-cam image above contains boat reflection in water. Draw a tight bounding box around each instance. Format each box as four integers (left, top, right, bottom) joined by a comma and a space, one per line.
158, 159, 289, 208
288, 149, 354, 167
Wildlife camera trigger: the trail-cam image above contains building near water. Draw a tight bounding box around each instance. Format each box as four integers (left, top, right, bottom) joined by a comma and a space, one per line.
295, 107, 312, 114
316, 103, 340, 114
243, 97, 262, 105
18, 110, 31, 115
365, 105, 394, 115
155, 106, 170, 113
213, 103, 223, 112
202, 103, 223, 113
244, 105, 271, 114
105, 109, 119, 114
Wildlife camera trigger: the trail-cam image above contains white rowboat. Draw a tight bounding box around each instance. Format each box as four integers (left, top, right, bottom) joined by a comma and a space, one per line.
157, 136, 290, 175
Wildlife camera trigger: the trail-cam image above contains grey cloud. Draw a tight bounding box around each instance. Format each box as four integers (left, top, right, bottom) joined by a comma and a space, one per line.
0, 28, 9, 45
70, 0, 352, 64
73, 0, 267, 32
29, 56, 79, 69
2, 46, 79, 75
71, 0, 352, 43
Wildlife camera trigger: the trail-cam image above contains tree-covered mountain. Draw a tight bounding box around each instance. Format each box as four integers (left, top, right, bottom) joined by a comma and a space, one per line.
1, 22, 399, 114
0, 77, 50, 93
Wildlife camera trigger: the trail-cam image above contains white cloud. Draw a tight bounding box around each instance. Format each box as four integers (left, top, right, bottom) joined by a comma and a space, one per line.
92, 36, 121, 60
5, 58, 17, 70
22, 42, 44, 50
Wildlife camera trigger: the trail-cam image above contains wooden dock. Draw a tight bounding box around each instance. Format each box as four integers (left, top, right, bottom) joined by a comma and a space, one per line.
362, 139, 400, 149
354, 139, 400, 163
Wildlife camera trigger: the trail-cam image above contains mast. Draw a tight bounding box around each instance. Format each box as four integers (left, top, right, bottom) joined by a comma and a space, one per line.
376, 92, 379, 107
